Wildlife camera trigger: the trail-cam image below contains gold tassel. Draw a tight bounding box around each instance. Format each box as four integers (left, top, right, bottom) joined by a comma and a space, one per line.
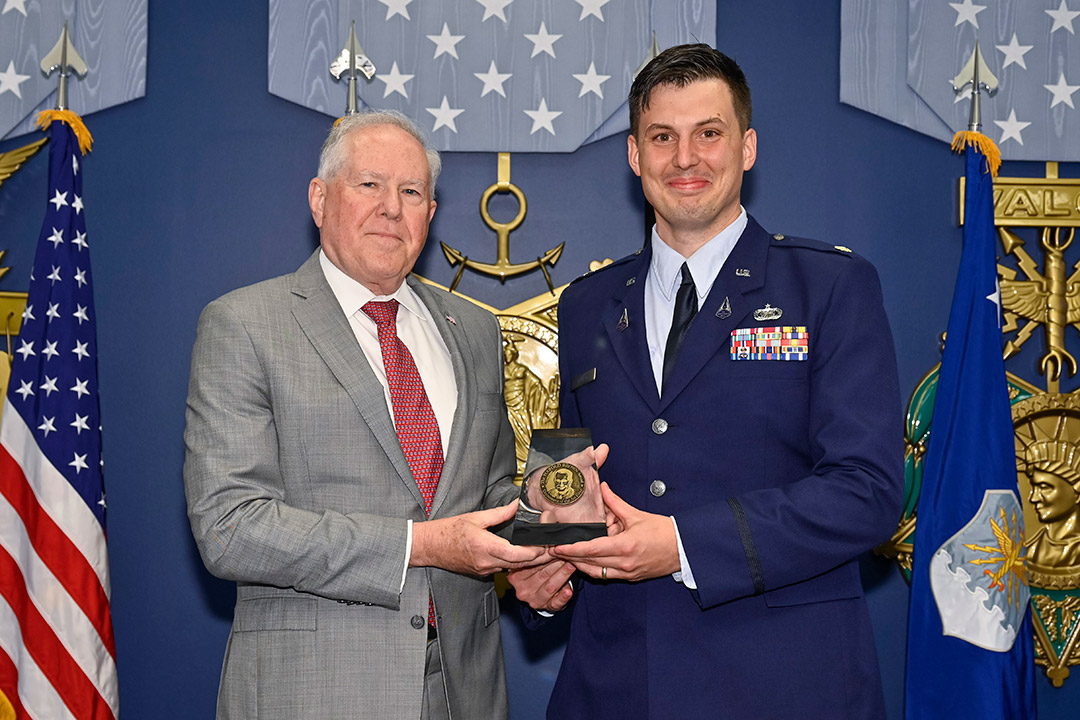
34, 109, 93, 155
333, 116, 345, 127
951, 130, 1000, 177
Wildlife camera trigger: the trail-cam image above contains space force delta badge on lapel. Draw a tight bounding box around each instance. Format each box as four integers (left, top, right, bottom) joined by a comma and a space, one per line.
731, 326, 809, 361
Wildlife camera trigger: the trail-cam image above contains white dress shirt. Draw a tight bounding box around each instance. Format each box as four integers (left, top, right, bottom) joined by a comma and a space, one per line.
320, 250, 457, 588
643, 207, 748, 590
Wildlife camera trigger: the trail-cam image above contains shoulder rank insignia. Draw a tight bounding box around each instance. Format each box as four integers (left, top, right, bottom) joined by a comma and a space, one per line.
753, 304, 782, 321
731, 326, 808, 361
834, 245, 852, 253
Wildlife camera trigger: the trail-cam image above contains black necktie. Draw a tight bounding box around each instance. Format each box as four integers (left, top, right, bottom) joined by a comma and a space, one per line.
663, 262, 698, 392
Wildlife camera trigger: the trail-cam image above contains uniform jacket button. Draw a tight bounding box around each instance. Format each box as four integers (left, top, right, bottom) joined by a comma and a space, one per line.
650, 480, 667, 497
651, 418, 668, 435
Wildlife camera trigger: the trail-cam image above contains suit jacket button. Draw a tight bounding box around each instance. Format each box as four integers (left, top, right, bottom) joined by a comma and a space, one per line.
651, 418, 669, 435
411, 615, 425, 630
650, 480, 667, 497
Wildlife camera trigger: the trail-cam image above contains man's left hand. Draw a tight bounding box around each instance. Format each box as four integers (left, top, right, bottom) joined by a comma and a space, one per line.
550, 482, 680, 582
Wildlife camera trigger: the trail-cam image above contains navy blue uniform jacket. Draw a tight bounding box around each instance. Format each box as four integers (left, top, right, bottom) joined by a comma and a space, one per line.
549, 216, 904, 719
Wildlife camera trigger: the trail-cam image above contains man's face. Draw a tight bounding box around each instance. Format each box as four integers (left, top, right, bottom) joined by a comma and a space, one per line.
1028, 470, 1080, 523
308, 124, 437, 295
554, 470, 570, 495
628, 79, 756, 248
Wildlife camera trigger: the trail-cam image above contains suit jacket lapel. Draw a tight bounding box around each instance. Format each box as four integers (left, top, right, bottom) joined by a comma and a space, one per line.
601, 250, 661, 413
658, 217, 770, 411
289, 252, 426, 509
408, 278, 470, 518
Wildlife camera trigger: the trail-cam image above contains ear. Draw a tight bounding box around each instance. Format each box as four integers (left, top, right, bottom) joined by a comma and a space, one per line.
627, 134, 642, 177
308, 178, 326, 227
428, 199, 437, 224
742, 128, 757, 172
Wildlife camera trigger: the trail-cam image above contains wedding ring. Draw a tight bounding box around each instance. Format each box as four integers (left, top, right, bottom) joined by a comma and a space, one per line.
601, 567, 608, 580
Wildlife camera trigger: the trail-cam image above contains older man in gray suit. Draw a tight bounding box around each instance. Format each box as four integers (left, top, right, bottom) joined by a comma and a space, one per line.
184, 110, 543, 720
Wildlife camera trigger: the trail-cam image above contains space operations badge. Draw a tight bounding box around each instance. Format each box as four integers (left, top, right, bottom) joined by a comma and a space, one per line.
930, 489, 1029, 652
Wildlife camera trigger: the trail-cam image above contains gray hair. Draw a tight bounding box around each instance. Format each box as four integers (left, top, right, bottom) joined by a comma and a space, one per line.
317, 110, 442, 191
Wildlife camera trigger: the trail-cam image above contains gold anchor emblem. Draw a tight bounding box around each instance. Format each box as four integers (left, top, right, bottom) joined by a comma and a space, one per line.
441, 153, 564, 293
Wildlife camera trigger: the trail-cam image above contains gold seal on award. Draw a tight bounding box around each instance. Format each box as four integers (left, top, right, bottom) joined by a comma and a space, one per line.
539, 462, 585, 506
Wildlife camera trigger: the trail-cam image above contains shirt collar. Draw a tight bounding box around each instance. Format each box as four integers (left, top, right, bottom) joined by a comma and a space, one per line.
318, 249, 429, 323
649, 206, 748, 302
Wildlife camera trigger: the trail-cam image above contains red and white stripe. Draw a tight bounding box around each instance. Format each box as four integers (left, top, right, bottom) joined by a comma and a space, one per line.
0, 403, 118, 720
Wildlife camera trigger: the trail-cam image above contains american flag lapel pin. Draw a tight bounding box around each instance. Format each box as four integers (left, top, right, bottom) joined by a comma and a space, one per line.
445, 313, 457, 325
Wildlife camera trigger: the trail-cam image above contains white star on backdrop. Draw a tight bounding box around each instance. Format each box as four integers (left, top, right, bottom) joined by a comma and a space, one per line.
1046, 0, 1079, 34
377, 0, 412, 21
524, 98, 561, 135
0, 60, 30, 98
47, 266, 61, 284
426, 96, 464, 132
40, 376, 58, 396
42, 340, 59, 360
21, 305, 33, 322
524, 22, 561, 59
427, 24, 465, 60
475, 61, 512, 98
950, 0, 986, 28
994, 109, 1031, 145
476, 0, 512, 22
2, 0, 28, 16
47, 228, 64, 248
378, 62, 414, 99
573, 62, 610, 98
1045, 73, 1079, 108
73, 230, 88, 250
72, 195, 83, 214
72, 341, 90, 361
46, 303, 60, 321
74, 268, 87, 288
71, 378, 90, 399
996, 34, 1033, 70
574, 0, 610, 21
50, 190, 69, 210
73, 305, 89, 325
16, 340, 34, 361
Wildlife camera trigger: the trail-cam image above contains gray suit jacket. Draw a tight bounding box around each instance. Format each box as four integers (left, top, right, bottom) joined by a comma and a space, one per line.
184, 251, 519, 719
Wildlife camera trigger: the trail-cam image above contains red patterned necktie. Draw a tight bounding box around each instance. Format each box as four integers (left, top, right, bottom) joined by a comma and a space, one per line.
362, 299, 443, 629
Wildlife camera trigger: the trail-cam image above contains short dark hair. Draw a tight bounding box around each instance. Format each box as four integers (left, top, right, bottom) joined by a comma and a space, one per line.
629, 44, 752, 136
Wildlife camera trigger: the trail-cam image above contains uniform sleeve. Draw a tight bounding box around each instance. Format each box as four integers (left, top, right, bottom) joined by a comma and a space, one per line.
677, 256, 905, 608
183, 298, 411, 609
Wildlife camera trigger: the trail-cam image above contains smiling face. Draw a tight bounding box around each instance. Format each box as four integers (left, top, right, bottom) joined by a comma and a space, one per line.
628, 78, 757, 254
308, 124, 437, 295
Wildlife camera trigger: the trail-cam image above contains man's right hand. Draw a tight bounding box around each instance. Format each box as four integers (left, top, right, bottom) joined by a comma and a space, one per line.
409, 500, 548, 576
507, 560, 576, 612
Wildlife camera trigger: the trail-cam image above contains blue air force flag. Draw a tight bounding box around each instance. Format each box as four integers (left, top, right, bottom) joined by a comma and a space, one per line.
904, 139, 1037, 719
267, 0, 713, 152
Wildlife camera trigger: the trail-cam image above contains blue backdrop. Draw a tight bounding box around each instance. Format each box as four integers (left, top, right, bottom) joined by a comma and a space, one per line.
0, 2, 1077, 718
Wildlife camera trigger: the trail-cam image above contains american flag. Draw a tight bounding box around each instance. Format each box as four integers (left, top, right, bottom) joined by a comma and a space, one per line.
0, 118, 118, 719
